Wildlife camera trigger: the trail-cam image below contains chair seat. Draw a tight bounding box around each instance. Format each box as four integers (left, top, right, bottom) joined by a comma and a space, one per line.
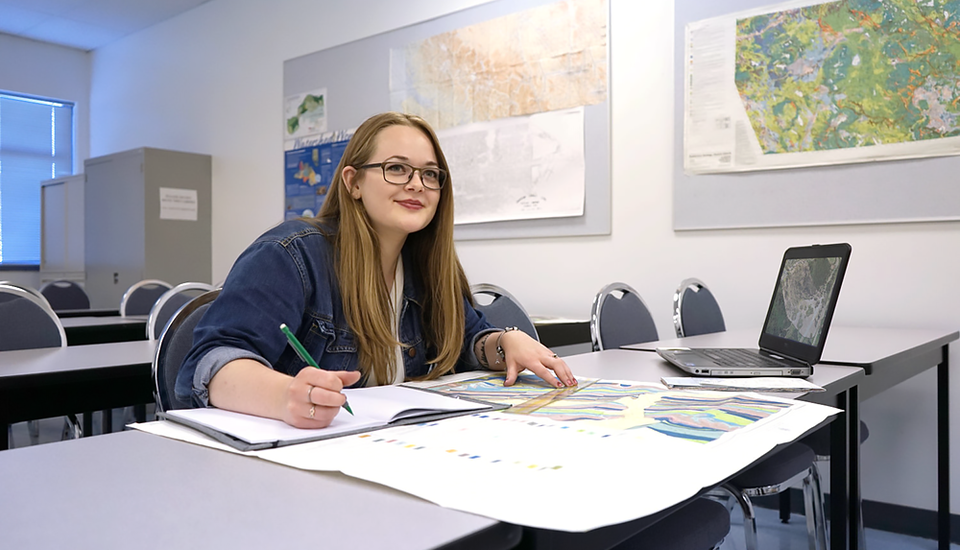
612, 498, 730, 550
800, 421, 870, 457
730, 443, 815, 488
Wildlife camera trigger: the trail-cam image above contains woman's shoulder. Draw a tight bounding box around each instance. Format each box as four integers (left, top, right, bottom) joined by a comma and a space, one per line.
254, 218, 337, 248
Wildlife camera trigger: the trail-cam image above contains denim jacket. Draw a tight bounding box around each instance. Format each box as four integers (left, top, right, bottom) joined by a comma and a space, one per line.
176, 219, 495, 407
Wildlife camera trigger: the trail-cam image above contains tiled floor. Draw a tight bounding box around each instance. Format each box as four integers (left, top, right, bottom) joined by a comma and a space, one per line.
8, 418, 959, 549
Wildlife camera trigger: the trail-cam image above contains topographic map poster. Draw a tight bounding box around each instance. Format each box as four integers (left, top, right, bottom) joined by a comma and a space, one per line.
441, 108, 585, 225
684, 0, 960, 174
388, 0, 607, 130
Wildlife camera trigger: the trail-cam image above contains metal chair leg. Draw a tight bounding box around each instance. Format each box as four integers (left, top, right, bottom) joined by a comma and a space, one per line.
802, 465, 828, 550
721, 483, 759, 550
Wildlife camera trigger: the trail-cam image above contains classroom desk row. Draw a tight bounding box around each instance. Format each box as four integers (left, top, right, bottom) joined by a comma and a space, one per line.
0, 327, 955, 550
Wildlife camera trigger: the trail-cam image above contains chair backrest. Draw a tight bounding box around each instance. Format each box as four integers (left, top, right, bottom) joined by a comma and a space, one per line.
673, 278, 726, 338
470, 283, 539, 342
153, 288, 220, 412
146, 282, 217, 340
590, 282, 658, 351
0, 284, 67, 351
120, 279, 173, 316
39, 279, 91, 311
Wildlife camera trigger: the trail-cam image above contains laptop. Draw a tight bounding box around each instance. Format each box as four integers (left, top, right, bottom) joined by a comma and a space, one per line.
657, 243, 851, 377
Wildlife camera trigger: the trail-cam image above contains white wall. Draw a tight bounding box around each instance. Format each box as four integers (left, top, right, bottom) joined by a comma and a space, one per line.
0, 32, 91, 288
88, 0, 960, 512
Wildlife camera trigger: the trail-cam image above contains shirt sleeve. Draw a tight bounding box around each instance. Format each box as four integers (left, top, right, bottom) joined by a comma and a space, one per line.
456, 296, 498, 372
176, 238, 310, 406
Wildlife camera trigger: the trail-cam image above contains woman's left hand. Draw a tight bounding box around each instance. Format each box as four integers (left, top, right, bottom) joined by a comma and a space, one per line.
495, 330, 576, 388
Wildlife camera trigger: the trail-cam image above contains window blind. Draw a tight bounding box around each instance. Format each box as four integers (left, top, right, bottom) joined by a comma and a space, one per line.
0, 93, 74, 266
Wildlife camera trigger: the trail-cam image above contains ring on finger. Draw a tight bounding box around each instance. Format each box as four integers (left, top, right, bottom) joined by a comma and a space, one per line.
309, 405, 316, 419
551, 353, 559, 358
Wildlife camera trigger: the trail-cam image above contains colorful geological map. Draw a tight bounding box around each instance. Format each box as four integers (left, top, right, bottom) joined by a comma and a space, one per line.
429, 373, 792, 443
735, 0, 960, 154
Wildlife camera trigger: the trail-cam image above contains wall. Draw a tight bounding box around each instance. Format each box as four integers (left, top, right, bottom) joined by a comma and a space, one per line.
87, 0, 960, 513
0, 33, 91, 288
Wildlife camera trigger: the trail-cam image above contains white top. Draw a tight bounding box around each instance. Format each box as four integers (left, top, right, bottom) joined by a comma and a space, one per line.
367, 257, 405, 387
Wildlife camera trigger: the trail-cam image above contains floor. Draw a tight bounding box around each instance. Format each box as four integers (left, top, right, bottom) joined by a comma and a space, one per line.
8, 418, 959, 549
720, 504, 959, 550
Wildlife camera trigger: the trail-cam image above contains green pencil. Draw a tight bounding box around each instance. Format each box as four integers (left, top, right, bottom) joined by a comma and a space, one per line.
280, 323, 354, 415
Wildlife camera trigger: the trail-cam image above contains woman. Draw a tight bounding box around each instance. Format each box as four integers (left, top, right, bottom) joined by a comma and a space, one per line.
177, 112, 574, 428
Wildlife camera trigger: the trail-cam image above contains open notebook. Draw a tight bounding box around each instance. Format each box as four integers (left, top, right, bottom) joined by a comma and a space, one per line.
160, 385, 506, 451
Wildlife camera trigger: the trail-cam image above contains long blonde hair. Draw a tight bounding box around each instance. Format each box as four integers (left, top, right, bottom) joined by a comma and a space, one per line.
316, 112, 471, 384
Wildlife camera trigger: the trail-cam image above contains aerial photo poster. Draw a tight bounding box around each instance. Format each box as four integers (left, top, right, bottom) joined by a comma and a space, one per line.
684, 0, 960, 174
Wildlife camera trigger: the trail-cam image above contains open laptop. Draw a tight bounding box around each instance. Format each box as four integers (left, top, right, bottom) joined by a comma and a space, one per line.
657, 243, 851, 377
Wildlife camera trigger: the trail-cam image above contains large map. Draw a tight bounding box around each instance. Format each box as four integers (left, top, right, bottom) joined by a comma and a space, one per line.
390, 0, 607, 130
736, 0, 960, 155
683, 0, 960, 173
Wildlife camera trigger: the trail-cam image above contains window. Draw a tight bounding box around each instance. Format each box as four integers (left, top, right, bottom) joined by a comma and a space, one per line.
0, 92, 74, 266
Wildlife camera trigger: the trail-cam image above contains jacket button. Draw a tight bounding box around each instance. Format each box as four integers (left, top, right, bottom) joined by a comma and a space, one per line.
408, 347, 416, 358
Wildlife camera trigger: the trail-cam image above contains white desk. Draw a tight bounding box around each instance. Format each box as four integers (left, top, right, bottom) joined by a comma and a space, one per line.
0, 340, 156, 449
622, 326, 958, 550
0, 431, 520, 550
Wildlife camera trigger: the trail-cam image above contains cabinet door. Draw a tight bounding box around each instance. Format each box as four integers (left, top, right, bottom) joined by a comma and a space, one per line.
84, 152, 146, 309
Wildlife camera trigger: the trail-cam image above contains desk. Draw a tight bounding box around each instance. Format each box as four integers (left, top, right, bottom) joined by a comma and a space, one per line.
0, 340, 156, 451
0, 430, 520, 550
623, 326, 958, 550
61, 315, 148, 345
56, 307, 121, 318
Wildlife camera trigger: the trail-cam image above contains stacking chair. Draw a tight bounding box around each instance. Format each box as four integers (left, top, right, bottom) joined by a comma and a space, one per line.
718, 443, 827, 550
673, 278, 725, 337
612, 497, 730, 550
120, 279, 173, 316
470, 283, 539, 341
39, 279, 91, 311
0, 284, 80, 447
146, 282, 217, 340
153, 288, 220, 412
590, 282, 658, 351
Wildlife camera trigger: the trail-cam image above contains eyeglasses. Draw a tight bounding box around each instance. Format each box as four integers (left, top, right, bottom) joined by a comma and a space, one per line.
358, 161, 447, 190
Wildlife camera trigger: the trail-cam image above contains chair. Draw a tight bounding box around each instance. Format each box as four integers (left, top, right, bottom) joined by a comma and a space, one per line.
153, 288, 220, 412
0, 284, 80, 447
590, 282, 658, 351
611, 497, 730, 550
120, 279, 173, 316
470, 283, 539, 341
39, 279, 90, 311
673, 278, 725, 337
717, 443, 827, 550
146, 282, 217, 340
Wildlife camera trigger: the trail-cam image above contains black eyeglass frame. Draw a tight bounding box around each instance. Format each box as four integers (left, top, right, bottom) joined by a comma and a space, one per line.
358, 161, 447, 190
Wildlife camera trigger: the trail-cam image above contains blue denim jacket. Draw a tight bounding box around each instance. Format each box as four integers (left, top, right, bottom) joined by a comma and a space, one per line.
177, 219, 495, 407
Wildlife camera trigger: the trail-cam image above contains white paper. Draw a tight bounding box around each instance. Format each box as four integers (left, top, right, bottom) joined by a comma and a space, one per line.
140, 375, 840, 532
661, 376, 825, 393
159, 188, 197, 221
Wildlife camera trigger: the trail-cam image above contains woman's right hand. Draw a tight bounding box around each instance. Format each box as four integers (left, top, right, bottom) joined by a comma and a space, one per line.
284, 367, 362, 428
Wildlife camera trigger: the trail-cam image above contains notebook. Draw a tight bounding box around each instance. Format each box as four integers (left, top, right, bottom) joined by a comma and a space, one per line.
159, 384, 507, 451
657, 243, 851, 377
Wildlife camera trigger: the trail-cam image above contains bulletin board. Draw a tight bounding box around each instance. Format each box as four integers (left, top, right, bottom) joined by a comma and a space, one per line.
283, 0, 611, 240
674, 0, 960, 230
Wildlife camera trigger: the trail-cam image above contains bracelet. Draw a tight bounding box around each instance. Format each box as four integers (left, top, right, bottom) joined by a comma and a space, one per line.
495, 327, 520, 366
478, 332, 493, 368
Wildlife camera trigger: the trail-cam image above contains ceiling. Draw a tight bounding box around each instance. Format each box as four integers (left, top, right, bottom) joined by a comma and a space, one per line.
0, 0, 212, 51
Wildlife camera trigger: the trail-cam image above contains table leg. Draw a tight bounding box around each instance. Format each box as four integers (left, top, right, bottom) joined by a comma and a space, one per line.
1, 422, 9, 451
102, 409, 113, 434
939, 345, 950, 550
82, 411, 93, 437
830, 385, 860, 550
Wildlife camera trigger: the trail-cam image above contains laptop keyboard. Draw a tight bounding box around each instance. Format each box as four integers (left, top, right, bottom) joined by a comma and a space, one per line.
699, 348, 788, 368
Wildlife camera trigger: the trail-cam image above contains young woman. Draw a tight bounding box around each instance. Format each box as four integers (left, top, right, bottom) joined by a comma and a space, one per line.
177, 112, 574, 428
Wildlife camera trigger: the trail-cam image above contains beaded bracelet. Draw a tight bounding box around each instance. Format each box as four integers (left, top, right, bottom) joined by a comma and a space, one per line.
495, 327, 520, 366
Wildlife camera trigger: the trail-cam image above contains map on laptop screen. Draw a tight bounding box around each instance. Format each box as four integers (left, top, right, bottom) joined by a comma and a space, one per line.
765, 256, 844, 347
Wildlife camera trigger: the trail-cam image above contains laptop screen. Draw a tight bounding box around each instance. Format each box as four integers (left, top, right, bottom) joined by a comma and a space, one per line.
758, 243, 851, 364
